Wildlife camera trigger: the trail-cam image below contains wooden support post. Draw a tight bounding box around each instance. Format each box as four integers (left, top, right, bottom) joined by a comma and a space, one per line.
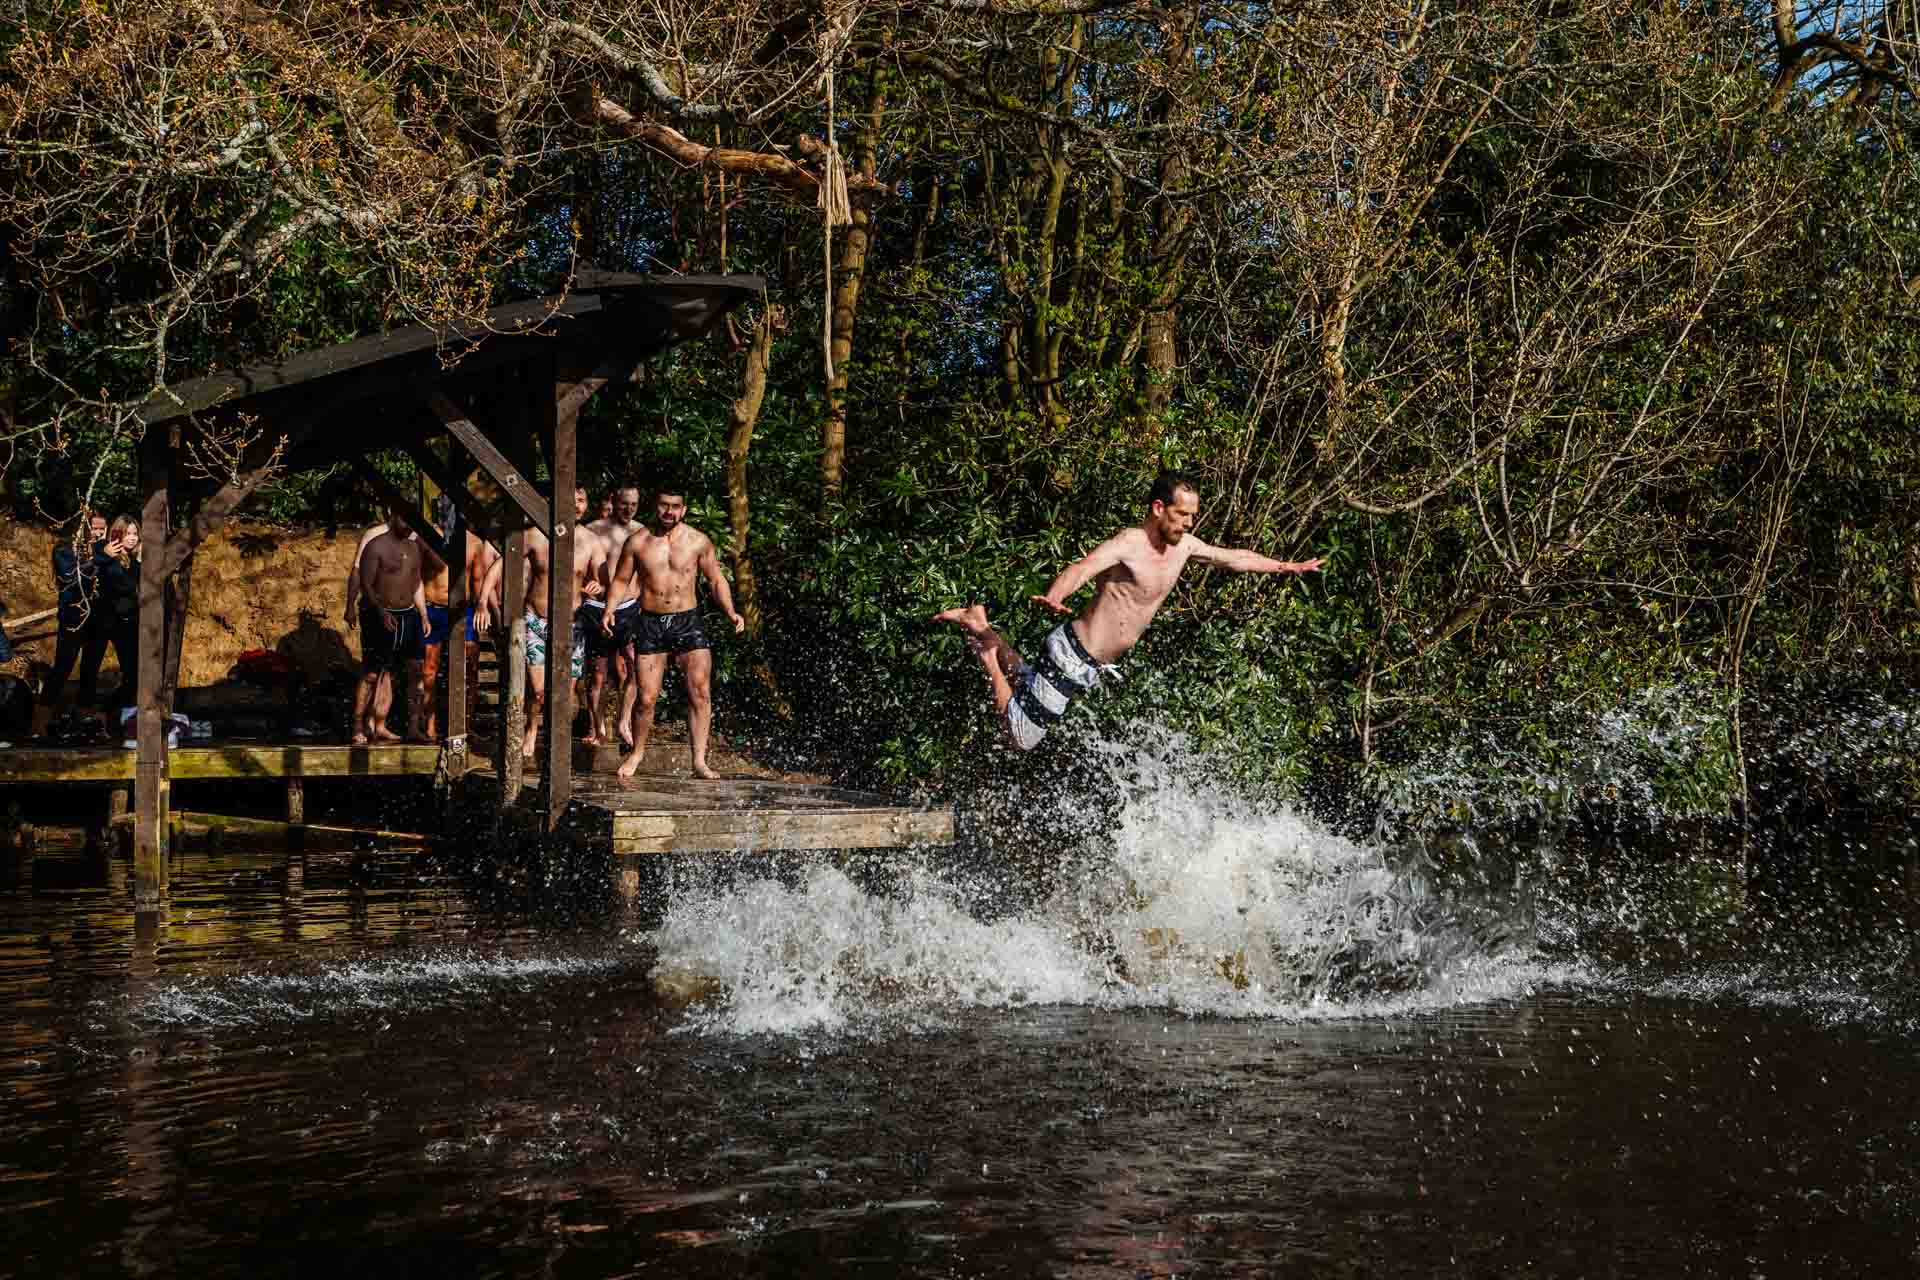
497, 381, 531, 807
285, 777, 305, 825
133, 429, 172, 907
544, 352, 575, 833
445, 477, 469, 778
163, 551, 191, 713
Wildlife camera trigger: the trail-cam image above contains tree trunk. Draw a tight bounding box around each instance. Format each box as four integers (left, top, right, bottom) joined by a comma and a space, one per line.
727, 306, 792, 718
821, 86, 884, 505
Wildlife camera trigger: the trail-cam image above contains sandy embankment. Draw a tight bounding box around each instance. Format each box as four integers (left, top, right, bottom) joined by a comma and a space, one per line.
1, 520, 365, 692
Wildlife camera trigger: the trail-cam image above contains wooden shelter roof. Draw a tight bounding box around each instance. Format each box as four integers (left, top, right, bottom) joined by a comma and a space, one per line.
136, 272, 764, 459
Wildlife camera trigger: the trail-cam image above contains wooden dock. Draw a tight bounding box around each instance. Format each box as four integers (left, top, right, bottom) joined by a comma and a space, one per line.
569, 774, 954, 855
1, 738, 954, 858
0, 742, 443, 784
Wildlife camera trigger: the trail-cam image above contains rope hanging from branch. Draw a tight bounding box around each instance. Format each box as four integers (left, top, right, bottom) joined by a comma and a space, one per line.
818, 5, 856, 381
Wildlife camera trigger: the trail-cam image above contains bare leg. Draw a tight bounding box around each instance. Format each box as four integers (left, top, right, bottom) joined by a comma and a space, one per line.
369, 669, 402, 741
615, 653, 668, 779
406, 657, 430, 742
523, 661, 545, 761
615, 643, 638, 748
932, 604, 1023, 716
418, 642, 443, 740
351, 668, 380, 744
681, 648, 718, 779
581, 653, 608, 744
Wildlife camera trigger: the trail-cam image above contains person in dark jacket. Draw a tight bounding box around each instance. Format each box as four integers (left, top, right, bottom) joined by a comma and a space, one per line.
30, 513, 110, 737
96, 515, 141, 714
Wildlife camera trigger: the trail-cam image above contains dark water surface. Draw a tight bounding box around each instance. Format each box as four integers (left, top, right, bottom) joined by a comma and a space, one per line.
3, 843, 1918, 1278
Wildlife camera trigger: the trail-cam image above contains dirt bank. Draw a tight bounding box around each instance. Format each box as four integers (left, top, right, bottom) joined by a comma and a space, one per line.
2, 520, 364, 693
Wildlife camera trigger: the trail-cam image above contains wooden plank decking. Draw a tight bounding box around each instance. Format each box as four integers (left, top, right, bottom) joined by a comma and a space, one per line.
2, 740, 956, 856
569, 775, 953, 855
0, 742, 444, 783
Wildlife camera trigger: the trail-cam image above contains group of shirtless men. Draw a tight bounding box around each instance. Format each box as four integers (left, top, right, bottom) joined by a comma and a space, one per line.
345, 482, 743, 780
346, 469, 1323, 771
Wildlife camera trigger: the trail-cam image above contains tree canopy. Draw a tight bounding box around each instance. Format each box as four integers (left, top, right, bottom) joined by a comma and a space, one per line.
3, 1, 1917, 804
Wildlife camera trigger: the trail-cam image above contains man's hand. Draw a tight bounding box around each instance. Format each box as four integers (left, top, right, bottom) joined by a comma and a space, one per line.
1288, 558, 1325, 574
1030, 594, 1073, 616
728, 610, 746, 635
581, 579, 604, 599
601, 609, 617, 636
417, 608, 431, 636
475, 604, 492, 634
345, 604, 357, 630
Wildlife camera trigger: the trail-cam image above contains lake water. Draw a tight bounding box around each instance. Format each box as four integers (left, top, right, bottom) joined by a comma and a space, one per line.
3, 756, 1917, 1277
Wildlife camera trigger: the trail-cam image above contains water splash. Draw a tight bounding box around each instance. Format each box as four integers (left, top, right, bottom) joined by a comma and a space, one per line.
133, 949, 629, 1029
647, 727, 1557, 1037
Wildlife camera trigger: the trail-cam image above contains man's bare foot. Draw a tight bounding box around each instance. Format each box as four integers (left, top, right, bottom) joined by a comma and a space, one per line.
370, 725, 402, 743
406, 733, 433, 744
350, 732, 371, 746
691, 760, 719, 780
614, 752, 643, 779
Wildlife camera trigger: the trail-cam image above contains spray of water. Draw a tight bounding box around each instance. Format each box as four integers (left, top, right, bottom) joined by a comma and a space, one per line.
134, 950, 628, 1029
645, 726, 1560, 1036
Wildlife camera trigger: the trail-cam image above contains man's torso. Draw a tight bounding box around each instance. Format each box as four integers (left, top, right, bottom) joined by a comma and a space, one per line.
621, 525, 707, 613
524, 530, 604, 619
1076, 529, 1195, 662
363, 532, 423, 610
584, 519, 641, 595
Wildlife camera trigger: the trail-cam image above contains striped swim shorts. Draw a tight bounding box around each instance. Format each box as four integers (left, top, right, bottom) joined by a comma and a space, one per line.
1005, 623, 1110, 751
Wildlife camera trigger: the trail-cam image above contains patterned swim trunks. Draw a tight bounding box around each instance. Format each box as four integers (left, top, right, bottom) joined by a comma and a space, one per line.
523, 609, 584, 680
1005, 622, 1112, 751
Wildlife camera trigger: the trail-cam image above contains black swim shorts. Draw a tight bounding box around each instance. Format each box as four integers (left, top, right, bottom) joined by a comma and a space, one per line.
579, 600, 637, 660
630, 607, 709, 656
359, 601, 426, 671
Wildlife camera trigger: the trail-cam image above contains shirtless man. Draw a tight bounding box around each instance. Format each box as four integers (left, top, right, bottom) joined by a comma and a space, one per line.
934, 472, 1324, 750
578, 483, 643, 744
348, 508, 431, 744
460, 523, 502, 725
416, 539, 453, 741
602, 484, 745, 779
483, 513, 605, 759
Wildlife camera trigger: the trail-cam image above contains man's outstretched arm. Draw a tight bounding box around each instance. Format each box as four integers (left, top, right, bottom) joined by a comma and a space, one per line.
1031, 533, 1131, 615
699, 541, 746, 633
1189, 540, 1324, 575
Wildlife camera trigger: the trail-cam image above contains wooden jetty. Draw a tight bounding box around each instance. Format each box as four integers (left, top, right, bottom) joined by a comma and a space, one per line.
1, 268, 954, 904
1, 738, 952, 857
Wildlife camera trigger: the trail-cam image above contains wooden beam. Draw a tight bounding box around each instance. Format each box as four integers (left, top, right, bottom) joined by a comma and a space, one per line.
0, 743, 445, 783
345, 456, 453, 563
545, 351, 575, 833
156, 456, 281, 579
0, 605, 57, 633
420, 385, 551, 530
133, 429, 171, 906
609, 806, 956, 855
554, 344, 643, 431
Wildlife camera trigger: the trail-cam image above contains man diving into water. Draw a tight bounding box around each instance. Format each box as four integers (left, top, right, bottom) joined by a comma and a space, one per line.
934, 472, 1324, 749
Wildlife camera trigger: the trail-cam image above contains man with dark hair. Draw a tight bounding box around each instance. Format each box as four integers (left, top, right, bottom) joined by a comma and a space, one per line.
349, 506, 431, 744
934, 471, 1324, 749
601, 482, 745, 779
